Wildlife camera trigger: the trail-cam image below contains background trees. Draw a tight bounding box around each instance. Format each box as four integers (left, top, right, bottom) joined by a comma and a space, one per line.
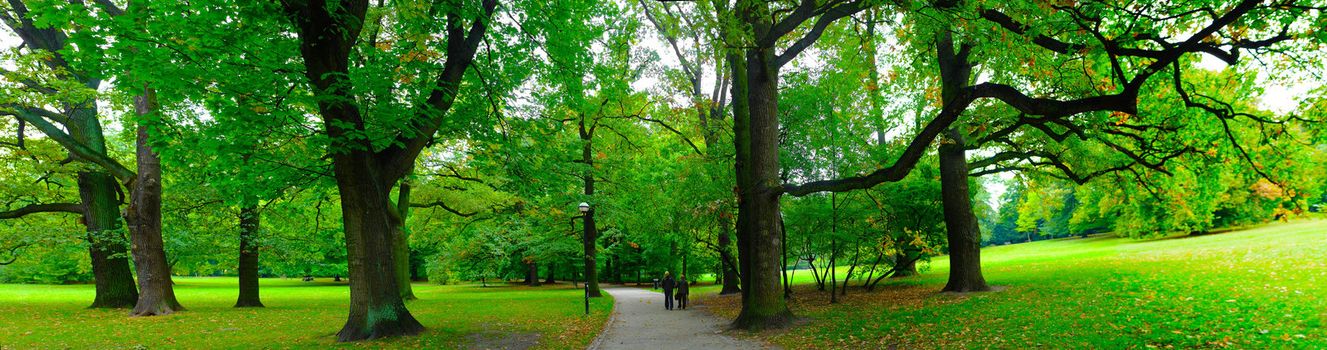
1, 0, 1325, 343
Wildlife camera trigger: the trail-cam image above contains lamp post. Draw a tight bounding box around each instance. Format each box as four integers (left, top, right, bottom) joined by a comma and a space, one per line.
578, 202, 591, 316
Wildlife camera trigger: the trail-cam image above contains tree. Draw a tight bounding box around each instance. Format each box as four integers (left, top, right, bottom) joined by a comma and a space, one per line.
276, 0, 498, 340
637, 0, 741, 296
1, 0, 139, 308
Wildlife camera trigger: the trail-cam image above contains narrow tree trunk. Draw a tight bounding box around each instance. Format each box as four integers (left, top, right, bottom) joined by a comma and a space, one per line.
830, 193, 839, 301
393, 178, 416, 301
582, 209, 601, 297
890, 250, 919, 278
126, 90, 183, 316
807, 256, 824, 291
862, 253, 883, 286
235, 205, 263, 307
828, 239, 838, 304
731, 43, 792, 330
681, 253, 688, 280
614, 253, 623, 284
718, 218, 741, 295
579, 122, 602, 297
841, 241, 860, 297
781, 216, 790, 299
604, 256, 614, 285
939, 129, 990, 293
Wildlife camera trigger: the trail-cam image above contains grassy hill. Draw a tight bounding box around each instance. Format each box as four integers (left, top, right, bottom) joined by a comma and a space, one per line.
698, 219, 1327, 349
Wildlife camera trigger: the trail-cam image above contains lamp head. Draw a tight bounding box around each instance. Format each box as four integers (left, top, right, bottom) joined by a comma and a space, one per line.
578, 202, 590, 213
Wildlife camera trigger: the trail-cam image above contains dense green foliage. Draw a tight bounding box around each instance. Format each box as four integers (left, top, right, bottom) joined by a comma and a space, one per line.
2, 0, 1326, 345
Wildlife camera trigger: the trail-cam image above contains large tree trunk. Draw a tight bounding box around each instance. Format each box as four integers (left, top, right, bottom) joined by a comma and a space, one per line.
936, 31, 989, 293
69, 104, 138, 309
544, 263, 556, 284
393, 178, 416, 300
938, 128, 990, 293
527, 262, 541, 286
79, 171, 139, 309
731, 46, 792, 330
125, 90, 183, 316
280, 0, 492, 341
331, 150, 423, 340
235, 205, 263, 307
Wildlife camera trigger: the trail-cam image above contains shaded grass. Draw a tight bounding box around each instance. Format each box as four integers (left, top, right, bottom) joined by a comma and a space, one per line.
697, 219, 1327, 349
0, 279, 612, 349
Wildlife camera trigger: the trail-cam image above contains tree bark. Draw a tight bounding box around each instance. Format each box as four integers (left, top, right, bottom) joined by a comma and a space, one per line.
331, 151, 424, 340
526, 262, 541, 286
393, 177, 416, 300
544, 263, 556, 284
614, 253, 623, 284
126, 89, 184, 316
4, 1, 137, 309
579, 118, 602, 297
936, 31, 990, 293
79, 171, 139, 309
235, 205, 263, 307
582, 209, 601, 297
718, 219, 741, 295
605, 255, 614, 285
731, 44, 792, 329
939, 129, 990, 292
69, 105, 138, 309
281, 0, 494, 340
828, 239, 838, 303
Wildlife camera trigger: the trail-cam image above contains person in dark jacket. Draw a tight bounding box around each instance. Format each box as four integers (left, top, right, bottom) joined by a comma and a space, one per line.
661, 271, 675, 310
677, 275, 690, 310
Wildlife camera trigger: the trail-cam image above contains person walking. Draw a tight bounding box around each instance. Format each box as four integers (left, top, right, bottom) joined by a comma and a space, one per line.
677, 275, 690, 310
661, 272, 676, 310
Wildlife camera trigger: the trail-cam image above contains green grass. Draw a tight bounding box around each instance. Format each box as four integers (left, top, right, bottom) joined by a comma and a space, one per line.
0, 278, 612, 349
697, 219, 1327, 349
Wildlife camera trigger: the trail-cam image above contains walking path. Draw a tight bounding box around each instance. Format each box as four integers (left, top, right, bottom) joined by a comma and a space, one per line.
591, 286, 776, 349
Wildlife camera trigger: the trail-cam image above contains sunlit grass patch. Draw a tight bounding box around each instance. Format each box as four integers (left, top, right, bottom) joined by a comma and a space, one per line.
696, 219, 1327, 349
0, 279, 612, 349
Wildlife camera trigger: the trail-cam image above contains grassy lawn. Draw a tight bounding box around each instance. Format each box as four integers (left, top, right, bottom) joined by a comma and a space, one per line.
696, 219, 1327, 349
0, 279, 612, 349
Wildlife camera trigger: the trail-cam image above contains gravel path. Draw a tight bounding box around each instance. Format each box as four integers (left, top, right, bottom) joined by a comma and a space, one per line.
591, 286, 776, 349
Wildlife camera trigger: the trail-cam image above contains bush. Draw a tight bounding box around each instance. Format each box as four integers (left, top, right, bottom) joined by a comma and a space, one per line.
426, 258, 454, 285
0, 243, 93, 284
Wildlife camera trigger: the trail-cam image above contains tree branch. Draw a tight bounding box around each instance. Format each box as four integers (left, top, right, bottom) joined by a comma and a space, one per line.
412, 200, 477, 217
0, 203, 83, 219
4, 105, 137, 184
